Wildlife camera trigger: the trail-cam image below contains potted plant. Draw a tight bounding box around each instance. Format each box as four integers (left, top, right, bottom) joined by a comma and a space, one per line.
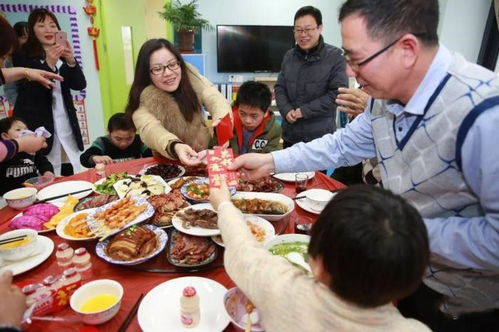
159, 0, 213, 52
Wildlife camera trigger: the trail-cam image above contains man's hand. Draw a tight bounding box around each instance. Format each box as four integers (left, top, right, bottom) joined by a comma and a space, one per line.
336, 87, 369, 118
0, 271, 27, 328
92, 155, 113, 165
228, 153, 275, 181
285, 109, 297, 124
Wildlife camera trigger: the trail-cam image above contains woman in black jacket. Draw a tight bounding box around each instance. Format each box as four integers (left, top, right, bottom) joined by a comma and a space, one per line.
13, 8, 86, 175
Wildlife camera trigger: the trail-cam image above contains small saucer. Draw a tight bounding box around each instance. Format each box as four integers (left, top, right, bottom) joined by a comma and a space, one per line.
295, 189, 336, 215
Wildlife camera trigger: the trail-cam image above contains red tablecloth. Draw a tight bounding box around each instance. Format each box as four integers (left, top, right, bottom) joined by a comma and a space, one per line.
0, 158, 345, 332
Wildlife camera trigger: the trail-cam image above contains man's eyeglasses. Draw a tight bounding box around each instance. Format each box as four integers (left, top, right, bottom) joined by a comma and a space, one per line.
150, 60, 180, 75
294, 26, 318, 35
342, 36, 402, 71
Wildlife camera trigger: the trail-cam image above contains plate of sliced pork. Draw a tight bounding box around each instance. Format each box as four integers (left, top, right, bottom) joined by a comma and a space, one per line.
167, 229, 218, 267
171, 203, 220, 237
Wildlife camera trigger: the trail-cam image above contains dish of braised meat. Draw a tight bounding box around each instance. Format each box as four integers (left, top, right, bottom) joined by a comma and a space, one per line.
237, 177, 284, 193
147, 191, 189, 227
176, 208, 218, 229
168, 230, 217, 266
106, 225, 157, 261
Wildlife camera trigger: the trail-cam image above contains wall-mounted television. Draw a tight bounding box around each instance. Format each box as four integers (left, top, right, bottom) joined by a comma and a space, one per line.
217, 25, 295, 73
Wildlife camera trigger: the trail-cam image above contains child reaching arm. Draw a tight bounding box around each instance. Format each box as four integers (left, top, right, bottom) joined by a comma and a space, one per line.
80, 113, 152, 168
210, 183, 431, 332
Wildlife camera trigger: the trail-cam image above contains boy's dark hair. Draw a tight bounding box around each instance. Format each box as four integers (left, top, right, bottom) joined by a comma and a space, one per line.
234, 81, 272, 112
0, 117, 25, 135
107, 113, 136, 132
308, 185, 429, 308
339, 0, 439, 46
294, 6, 322, 26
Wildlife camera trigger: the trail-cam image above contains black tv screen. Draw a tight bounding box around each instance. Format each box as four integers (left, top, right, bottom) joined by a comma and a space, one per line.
217, 25, 295, 73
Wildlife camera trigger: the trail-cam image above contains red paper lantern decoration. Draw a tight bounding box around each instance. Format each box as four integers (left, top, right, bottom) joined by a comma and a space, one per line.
83, 0, 100, 70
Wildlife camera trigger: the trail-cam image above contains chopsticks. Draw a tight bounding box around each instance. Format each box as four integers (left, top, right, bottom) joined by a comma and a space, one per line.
117, 293, 144, 332
0, 235, 26, 246
36, 188, 92, 203
292, 195, 306, 200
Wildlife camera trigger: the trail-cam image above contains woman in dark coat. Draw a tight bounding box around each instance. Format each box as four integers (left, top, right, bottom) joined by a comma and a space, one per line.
13, 8, 86, 175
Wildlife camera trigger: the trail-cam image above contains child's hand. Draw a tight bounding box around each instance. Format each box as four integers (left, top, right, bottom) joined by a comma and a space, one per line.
42, 171, 55, 181
92, 155, 113, 165
209, 181, 232, 210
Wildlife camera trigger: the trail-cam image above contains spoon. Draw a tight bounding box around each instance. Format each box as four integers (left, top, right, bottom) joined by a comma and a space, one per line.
286, 252, 311, 273
242, 311, 259, 331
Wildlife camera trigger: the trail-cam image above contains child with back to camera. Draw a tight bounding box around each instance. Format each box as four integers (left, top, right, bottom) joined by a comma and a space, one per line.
210, 184, 431, 331
0, 117, 54, 195
80, 113, 152, 168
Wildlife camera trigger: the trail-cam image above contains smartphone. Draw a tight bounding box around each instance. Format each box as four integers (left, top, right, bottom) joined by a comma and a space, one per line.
55, 31, 67, 46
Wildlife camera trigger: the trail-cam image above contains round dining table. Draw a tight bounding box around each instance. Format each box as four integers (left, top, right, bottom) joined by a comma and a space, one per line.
0, 157, 345, 332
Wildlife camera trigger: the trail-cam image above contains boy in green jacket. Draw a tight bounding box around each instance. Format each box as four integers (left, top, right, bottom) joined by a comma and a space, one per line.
229, 81, 281, 154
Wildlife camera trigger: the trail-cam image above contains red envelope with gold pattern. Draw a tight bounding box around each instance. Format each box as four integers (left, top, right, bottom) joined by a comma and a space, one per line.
207, 147, 239, 188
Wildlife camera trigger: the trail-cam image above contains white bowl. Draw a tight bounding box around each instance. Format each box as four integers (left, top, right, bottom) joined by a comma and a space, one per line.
305, 189, 334, 211
264, 233, 311, 250
3, 187, 38, 210
70, 279, 124, 325
223, 287, 264, 331
0, 229, 38, 261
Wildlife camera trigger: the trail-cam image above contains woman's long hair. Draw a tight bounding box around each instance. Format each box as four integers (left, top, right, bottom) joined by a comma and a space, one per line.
20, 8, 61, 59
0, 16, 17, 58
125, 38, 200, 122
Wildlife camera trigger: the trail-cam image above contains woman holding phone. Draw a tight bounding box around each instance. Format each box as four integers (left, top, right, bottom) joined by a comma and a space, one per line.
13, 8, 86, 176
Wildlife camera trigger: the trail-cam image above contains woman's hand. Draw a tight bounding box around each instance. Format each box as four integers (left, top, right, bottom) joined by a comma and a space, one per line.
175, 143, 202, 166
15, 135, 47, 153
61, 40, 76, 65
209, 181, 232, 210
45, 44, 64, 70
0, 271, 27, 328
336, 87, 369, 118
25, 68, 63, 89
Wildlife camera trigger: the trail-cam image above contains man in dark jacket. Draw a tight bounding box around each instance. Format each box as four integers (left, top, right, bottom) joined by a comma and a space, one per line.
275, 6, 348, 147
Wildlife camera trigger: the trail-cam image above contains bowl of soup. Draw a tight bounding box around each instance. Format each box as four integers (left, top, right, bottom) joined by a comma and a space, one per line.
3, 187, 38, 210
0, 229, 38, 261
70, 279, 123, 325
265, 234, 311, 272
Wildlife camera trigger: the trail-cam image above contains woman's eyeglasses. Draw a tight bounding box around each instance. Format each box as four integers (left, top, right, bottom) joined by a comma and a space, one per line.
150, 61, 180, 75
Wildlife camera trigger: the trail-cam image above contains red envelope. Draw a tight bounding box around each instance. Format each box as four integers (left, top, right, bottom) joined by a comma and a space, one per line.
215, 113, 233, 146
207, 147, 239, 188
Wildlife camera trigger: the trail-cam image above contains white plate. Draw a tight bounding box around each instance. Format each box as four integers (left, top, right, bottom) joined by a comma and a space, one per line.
272, 171, 315, 182
231, 192, 294, 221
0, 236, 54, 276
56, 208, 97, 241
37, 180, 93, 204
10, 201, 63, 233
211, 215, 275, 247
138, 276, 230, 332
113, 175, 171, 199
95, 225, 168, 265
86, 196, 155, 239
295, 190, 337, 215
172, 203, 220, 237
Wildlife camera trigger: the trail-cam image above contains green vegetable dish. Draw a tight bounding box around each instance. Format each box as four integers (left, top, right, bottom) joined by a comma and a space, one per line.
269, 241, 309, 263
95, 172, 130, 195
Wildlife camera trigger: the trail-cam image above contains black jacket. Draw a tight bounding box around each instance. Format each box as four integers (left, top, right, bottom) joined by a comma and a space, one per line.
275, 36, 348, 145
0, 151, 53, 195
13, 53, 86, 154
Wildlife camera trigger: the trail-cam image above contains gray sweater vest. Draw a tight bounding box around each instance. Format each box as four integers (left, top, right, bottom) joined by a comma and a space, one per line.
371, 53, 499, 314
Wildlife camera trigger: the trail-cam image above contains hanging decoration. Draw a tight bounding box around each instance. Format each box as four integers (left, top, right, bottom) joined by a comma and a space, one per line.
83, 0, 100, 70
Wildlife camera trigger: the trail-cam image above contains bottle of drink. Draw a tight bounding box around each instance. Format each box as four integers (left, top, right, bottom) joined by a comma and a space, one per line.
22, 283, 42, 306
180, 286, 200, 328
73, 247, 93, 281
62, 268, 81, 286
56, 243, 74, 271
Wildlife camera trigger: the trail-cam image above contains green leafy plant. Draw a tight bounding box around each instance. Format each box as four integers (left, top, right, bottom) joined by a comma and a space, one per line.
159, 0, 213, 32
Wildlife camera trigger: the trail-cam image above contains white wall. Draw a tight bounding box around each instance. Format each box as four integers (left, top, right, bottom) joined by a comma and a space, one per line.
197, 0, 492, 83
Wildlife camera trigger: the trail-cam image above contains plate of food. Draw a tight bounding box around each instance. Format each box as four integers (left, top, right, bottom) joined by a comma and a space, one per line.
167, 176, 201, 191
86, 196, 154, 239
231, 192, 294, 221
93, 172, 131, 195
138, 276, 230, 332
265, 234, 311, 273
180, 177, 236, 203
211, 215, 276, 247
74, 194, 119, 211
172, 203, 219, 237
147, 191, 189, 228
56, 208, 97, 241
9, 202, 61, 233
95, 224, 167, 265
37, 180, 93, 204
167, 229, 217, 267
113, 175, 171, 199
236, 176, 284, 193
140, 163, 185, 181
272, 171, 315, 183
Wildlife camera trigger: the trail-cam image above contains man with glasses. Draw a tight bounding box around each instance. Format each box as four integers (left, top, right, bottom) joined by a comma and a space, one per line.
231, 1, 499, 330
275, 6, 348, 148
